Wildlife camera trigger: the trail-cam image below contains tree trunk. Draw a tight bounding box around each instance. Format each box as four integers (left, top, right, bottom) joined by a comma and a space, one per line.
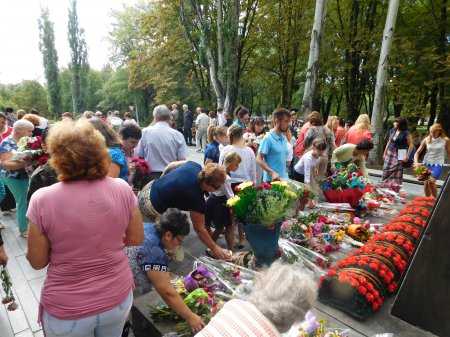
302, 0, 327, 117
223, 0, 240, 114
436, 0, 450, 135
428, 85, 438, 129
369, 0, 400, 164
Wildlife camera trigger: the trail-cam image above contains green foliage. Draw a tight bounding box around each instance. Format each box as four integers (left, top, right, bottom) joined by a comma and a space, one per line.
68, 0, 89, 113
38, 8, 61, 117
0, 81, 49, 114
1, 0, 447, 134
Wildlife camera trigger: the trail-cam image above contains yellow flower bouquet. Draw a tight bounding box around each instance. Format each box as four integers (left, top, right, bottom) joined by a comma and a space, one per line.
227, 181, 302, 227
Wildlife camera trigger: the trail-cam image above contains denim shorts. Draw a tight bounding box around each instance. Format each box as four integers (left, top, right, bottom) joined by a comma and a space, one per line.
425, 164, 443, 179
42, 290, 133, 337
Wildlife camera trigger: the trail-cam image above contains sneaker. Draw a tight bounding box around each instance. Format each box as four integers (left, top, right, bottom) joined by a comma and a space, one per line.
196, 149, 202, 153
0, 223, 7, 229
20, 231, 28, 238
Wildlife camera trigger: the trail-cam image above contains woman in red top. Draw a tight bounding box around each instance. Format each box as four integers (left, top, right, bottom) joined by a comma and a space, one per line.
326, 116, 346, 147
0, 113, 13, 140
343, 114, 372, 145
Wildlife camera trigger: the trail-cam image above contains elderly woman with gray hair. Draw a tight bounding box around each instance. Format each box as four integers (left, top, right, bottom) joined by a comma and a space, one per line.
196, 262, 317, 336
0, 119, 35, 236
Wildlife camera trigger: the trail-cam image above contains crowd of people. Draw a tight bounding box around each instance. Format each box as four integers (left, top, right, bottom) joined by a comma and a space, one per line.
0, 103, 448, 337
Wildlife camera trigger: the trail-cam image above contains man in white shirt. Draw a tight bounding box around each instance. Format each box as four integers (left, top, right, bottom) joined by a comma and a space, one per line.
217, 107, 227, 127
195, 107, 210, 152
109, 111, 123, 131
135, 105, 187, 180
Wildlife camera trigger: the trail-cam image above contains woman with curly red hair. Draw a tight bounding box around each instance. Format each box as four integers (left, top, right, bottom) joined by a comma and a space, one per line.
26, 120, 143, 337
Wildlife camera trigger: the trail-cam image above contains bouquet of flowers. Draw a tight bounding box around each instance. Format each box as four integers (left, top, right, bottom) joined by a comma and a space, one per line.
414, 165, 431, 182
281, 213, 345, 255
321, 164, 368, 208
279, 239, 330, 275
227, 181, 302, 227
151, 264, 226, 335
1, 266, 18, 311
297, 312, 349, 337
13, 136, 48, 170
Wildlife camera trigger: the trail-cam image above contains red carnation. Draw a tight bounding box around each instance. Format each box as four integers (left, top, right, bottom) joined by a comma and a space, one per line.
365, 293, 374, 303
261, 182, 272, 190
358, 286, 367, 295
369, 262, 379, 271
350, 279, 359, 288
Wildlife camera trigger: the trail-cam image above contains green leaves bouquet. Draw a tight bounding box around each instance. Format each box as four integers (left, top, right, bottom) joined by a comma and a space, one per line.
227, 181, 304, 227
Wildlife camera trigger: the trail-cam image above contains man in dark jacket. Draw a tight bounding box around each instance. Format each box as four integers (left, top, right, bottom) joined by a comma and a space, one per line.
183, 104, 194, 146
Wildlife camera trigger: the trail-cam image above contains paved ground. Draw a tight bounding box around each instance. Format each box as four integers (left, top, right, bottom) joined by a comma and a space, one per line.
0, 146, 429, 336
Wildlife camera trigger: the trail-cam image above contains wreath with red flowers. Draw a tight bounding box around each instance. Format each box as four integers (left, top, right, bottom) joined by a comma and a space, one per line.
319, 197, 430, 320
389, 215, 427, 228
372, 232, 415, 256
399, 207, 431, 219
383, 223, 421, 240
335, 255, 397, 294
319, 268, 385, 316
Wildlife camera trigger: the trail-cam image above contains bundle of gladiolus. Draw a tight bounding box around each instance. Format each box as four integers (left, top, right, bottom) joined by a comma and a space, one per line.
318, 196, 435, 320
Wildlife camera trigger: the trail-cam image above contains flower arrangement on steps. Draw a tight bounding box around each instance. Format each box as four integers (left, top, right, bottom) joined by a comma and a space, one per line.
318, 196, 435, 320
227, 181, 311, 267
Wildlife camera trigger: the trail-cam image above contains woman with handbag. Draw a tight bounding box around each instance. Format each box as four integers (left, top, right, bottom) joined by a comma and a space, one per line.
414, 123, 450, 197
382, 117, 414, 186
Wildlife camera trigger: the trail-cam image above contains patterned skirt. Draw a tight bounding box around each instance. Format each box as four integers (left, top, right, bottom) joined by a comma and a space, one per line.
382, 147, 403, 185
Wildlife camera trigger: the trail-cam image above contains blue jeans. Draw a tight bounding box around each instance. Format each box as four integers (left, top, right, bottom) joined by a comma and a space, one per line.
2, 177, 29, 233
42, 291, 133, 337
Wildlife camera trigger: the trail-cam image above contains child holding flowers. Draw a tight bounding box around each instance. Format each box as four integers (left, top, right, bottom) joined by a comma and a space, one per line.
205, 152, 242, 250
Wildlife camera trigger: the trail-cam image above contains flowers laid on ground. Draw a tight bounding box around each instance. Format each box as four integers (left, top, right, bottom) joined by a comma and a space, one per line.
345, 217, 371, 242
281, 212, 345, 255
281, 211, 378, 259
150, 259, 258, 335
298, 312, 349, 337
1, 266, 18, 311
227, 181, 305, 226
151, 264, 225, 335
318, 197, 434, 320
414, 165, 432, 181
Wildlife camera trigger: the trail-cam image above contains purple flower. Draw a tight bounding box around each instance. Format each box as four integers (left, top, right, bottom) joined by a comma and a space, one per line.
196, 265, 214, 278
313, 222, 324, 235
302, 311, 319, 333
184, 275, 198, 292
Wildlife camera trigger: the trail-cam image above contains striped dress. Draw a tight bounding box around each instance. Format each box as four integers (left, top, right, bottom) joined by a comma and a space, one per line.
195, 299, 281, 337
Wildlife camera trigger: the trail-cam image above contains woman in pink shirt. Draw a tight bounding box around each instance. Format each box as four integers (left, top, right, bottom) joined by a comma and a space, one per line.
26, 120, 143, 337
342, 114, 373, 145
